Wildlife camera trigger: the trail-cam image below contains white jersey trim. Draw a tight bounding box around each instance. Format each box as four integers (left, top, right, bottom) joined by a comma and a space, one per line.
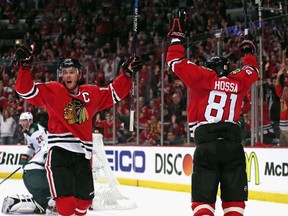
47, 132, 93, 159
109, 83, 121, 103
16, 83, 39, 99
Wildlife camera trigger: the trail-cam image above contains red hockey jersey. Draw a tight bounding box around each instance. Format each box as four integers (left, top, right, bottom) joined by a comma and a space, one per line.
166, 44, 259, 125
15, 67, 131, 159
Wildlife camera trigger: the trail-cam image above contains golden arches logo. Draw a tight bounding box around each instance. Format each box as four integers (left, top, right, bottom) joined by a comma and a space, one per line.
245, 151, 260, 185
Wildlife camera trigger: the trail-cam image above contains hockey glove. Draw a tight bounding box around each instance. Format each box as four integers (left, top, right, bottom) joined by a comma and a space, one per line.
167, 9, 187, 42
122, 55, 143, 78
239, 39, 256, 55
15, 43, 34, 67
19, 154, 29, 167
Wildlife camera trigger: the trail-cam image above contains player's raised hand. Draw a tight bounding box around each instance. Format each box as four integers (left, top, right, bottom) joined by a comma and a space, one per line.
122, 55, 143, 78
15, 43, 34, 67
239, 39, 256, 55
167, 9, 187, 41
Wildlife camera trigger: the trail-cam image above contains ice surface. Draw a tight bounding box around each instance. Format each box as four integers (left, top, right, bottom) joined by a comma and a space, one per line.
0, 179, 287, 215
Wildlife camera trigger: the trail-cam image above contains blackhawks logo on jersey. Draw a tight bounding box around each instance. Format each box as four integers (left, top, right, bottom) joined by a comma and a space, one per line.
230, 69, 241, 75
64, 99, 89, 124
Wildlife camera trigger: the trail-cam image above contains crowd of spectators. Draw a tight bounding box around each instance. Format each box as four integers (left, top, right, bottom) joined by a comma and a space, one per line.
0, 0, 287, 146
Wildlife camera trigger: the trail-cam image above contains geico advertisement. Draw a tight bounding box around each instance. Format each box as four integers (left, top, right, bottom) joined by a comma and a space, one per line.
105, 146, 195, 184
1, 145, 288, 193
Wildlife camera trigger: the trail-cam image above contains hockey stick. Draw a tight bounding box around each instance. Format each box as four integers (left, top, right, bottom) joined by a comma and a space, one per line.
242, 0, 249, 37
242, 0, 258, 39
0, 167, 21, 186
129, 0, 139, 132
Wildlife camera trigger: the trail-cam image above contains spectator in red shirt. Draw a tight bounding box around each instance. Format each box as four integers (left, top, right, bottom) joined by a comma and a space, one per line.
139, 123, 157, 145
148, 99, 159, 118
94, 111, 120, 145
135, 96, 150, 130
274, 62, 288, 146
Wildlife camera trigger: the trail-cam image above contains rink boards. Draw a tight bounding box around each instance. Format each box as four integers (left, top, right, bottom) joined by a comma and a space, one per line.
0, 145, 288, 204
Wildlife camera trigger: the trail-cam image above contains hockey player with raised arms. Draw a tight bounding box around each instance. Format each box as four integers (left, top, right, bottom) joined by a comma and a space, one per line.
14, 43, 142, 215
166, 10, 259, 216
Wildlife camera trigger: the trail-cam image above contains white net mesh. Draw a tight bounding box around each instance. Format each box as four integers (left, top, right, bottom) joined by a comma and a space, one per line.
91, 133, 137, 210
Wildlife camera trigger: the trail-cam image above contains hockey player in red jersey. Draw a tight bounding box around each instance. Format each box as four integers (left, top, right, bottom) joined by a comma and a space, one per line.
166, 10, 259, 216
14, 43, 142, 215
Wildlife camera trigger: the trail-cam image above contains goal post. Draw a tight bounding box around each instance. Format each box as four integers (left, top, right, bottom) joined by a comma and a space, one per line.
91, 132, 137, 210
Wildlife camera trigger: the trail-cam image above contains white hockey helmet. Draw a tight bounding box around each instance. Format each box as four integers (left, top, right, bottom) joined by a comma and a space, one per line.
19, 112, 33, 122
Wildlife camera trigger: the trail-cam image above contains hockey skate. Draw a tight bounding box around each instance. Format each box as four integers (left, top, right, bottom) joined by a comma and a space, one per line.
46, 198, 57, 215
45, 206, 57, 215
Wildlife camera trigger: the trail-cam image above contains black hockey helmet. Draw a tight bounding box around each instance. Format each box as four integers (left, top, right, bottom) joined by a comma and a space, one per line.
58, 59, 82, 77
204, 56, 230, 77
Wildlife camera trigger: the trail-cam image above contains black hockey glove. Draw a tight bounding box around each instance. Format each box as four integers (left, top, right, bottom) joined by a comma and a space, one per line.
122, 55, 143, 78
15, 43, 34, 67
167, 9, 187, 42
239, 39, 256, 55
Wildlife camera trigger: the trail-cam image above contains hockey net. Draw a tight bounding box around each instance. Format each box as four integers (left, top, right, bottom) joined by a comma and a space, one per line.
91, 133, 137, 210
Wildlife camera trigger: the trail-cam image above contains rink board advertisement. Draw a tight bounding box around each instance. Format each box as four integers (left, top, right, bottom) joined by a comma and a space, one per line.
1, 145, 288, 203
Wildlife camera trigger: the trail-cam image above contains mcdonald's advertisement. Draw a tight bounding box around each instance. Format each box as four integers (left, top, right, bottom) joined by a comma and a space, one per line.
1, 145, 288, 201
244, 148, 288, 194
